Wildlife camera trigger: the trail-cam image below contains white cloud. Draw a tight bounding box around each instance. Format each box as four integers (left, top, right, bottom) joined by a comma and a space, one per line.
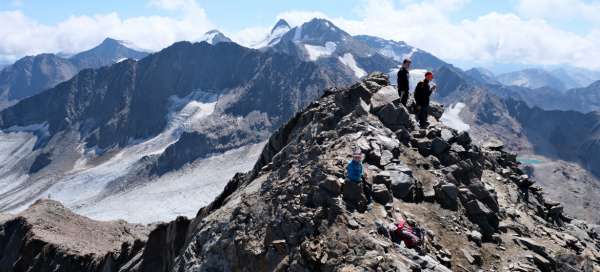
265, 0, 600, 69
0, 1, 213, 64
516, 0, 600, 24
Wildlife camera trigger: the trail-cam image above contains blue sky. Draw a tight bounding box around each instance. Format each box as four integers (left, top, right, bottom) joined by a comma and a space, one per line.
1, 0, 600, 71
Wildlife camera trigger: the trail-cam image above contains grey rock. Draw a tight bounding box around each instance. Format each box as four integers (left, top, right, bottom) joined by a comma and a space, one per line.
390, 171, 415, 200
380, 150, 394, 166
370, 85, 400, 112
372, 183, 392, 204
375, 102, 412, 131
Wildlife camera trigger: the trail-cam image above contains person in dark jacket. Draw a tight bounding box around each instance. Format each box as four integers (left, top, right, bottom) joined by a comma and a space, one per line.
396, 59, 412, 106
414, 71, 437, 128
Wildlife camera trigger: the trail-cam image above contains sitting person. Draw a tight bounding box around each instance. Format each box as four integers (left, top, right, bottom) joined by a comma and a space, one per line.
343, 150, 372, 209
391, 219, 425, 251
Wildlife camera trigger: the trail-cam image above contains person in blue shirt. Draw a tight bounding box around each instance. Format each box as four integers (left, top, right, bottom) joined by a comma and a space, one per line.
345, 150, 372, 205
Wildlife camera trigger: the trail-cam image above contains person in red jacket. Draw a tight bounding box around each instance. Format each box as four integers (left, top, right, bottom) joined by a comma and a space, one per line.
414, 72, 437, 128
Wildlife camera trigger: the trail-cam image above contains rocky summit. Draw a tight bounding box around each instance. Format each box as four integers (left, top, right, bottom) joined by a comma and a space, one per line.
1, 74, 599, 272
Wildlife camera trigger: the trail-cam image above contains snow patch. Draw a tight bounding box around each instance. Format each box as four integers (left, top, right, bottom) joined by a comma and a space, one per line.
338, 53, 367, 78
441, 103, 470, 132
1, 90, 220, 222
115, 57, 128, 63
304, 42, 337, 61
74, 142, 265, 223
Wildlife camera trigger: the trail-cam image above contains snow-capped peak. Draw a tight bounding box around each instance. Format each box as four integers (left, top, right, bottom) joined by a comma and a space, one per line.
201, 30, 233, 45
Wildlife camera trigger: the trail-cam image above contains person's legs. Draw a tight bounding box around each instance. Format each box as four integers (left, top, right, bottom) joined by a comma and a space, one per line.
362, 180, 373, 203
400, 89, 409, 106
418, 104, 429, 128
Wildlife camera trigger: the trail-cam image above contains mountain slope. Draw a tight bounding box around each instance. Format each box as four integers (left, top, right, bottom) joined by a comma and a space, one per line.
0, 38, 147, 110
2, 74, 599, 272
497, 68, 566, 90
0, 41, 349, 222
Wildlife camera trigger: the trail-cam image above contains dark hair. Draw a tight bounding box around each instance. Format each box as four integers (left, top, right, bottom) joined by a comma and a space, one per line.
403, 59, 412, 64
425, 71, 433, 77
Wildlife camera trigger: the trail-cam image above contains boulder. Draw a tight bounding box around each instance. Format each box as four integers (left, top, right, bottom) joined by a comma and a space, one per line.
372, 184, 392, 204
380, 150, 394, 166
435, 183, 459, 210
373, 171, 392, 188
320, 176, 343, 196
450, 143, 466, 153
455, 131, 471, 147
431, 137, 450, 156
354, 98, 370, 116
370, 86, 400, 112
414, 138, 432, 156
441, 129, 455, 142
390, 171, 415, 200
343, 181, 367, 207
384, 163, 413, 176
375, 103, 412, 131
482, 138, 504, 151
429, 102, 444, 120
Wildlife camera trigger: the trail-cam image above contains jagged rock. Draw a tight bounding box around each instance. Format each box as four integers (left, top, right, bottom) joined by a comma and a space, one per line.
375, 103, 412, 131
380, 150, 394, 166
440, 129, 455, 142
435, 182, 459, 210
343, 181, 367, 208
429, 103, 444, 120
454, 131, 471, 147
355, 98, 370, 116
373, 171, 392, 188
320, 176, 343, 196
482, 138, 504, 151
370, 86, 400, 112
513, 237, 550, 260
414, 138, 432, 156
390, 171, 416, 201
468, 230, 483, 246
431, 137, 450, 155
462, 249, 482, 265
450, 143, 466, 153
372, 183, 393, 204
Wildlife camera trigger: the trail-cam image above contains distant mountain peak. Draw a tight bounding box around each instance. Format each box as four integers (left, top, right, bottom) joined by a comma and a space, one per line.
201, 30, 233, 45
271, 19, 290, 34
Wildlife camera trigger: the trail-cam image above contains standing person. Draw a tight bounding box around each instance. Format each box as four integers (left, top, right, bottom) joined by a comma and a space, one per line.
414, 72, 437, 128
397, 59, 412, 106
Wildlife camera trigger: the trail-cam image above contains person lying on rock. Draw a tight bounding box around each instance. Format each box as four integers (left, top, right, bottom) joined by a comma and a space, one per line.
391, 218, 425, 252
345, 150, 372, 205
414, 71, 437, 128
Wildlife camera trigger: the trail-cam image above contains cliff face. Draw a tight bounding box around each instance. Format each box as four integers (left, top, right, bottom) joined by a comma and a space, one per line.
1, 74, 599, 272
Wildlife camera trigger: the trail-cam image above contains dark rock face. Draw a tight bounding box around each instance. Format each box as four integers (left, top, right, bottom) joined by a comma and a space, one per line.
1, 74, 600, 272
505, 99, 600, 177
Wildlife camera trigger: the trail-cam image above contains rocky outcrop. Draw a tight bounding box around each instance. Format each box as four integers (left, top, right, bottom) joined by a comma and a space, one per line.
2, 74, 599, 271
0, 199, 150, 272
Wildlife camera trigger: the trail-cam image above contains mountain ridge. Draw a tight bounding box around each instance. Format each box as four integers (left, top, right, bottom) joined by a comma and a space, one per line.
1, 74, 598, 271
